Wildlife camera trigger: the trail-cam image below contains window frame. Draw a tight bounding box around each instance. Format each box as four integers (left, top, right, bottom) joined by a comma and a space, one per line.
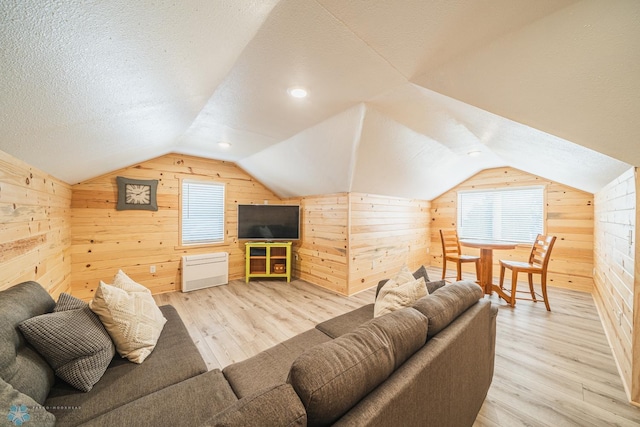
456, 186, 546, 244
179, 178, 226, 248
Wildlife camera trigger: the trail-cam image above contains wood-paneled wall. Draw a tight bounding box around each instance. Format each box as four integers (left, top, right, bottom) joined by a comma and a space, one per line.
430, 167, 594, 292
295, 192, 430, 295
593, 167, 637, 404
70, 154, 282, 299
0, 149, 72, 298
348, 193, 430, 294
295, 194, 349, 294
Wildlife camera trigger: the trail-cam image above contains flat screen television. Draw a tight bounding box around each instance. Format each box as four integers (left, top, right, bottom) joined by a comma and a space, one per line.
237, 204, 300, 241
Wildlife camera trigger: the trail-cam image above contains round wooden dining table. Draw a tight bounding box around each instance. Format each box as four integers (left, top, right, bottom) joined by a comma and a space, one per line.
459, 239, 517, 295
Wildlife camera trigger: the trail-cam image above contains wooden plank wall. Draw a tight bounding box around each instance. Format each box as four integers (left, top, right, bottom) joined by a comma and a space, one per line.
295, 193, 349, 294
294, 192, 430, 296
0, 149, 72, 298
348, 193, 430, 294
70, 153, 283, 300
430, 167, 594, 292
593, 167, 636, 403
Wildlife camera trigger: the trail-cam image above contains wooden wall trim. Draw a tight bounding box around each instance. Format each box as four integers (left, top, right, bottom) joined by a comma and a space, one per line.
633, 167, 640, 405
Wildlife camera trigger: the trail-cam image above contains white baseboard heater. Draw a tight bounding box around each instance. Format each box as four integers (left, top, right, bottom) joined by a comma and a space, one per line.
181, 252, 229, 292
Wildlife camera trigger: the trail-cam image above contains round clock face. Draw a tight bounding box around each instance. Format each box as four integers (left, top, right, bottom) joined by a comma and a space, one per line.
125, 184, 151, 205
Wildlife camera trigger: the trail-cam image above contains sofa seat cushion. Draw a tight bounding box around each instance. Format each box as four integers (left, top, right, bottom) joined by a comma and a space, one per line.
288, 307, 428, 426
78, 369, 237, 427
206, 383, 306, 427
45, 305, 207, 426
223, 328, 331, 398
0, 281, 56, 405
315, 304, 373, 338
412, 280, 483, 338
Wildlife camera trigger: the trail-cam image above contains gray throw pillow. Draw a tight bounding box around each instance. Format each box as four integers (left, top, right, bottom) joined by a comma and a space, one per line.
18, 294, 115, 392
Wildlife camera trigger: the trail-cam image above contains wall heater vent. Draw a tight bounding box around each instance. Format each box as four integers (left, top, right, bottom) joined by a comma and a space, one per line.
182, 252, 228, 292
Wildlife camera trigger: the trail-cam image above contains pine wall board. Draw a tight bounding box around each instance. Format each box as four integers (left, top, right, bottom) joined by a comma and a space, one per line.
0, 149, 72, 298
348, 193, 430, 294
70, 153, 283, 300
593, 167, 637, 404
430, 167, 594, 292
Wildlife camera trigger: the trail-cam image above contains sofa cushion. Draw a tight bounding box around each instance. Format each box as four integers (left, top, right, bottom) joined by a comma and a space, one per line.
18, 298, 115, 392
315, 304, 374, 338
90, 271, 166, 363
79, 369, 237, 427
374, 277, 427, 318
375, 265, 444, 299
205, 383, 306, 427
223, 328, 331, 398
45, 305, 207, 426
412, 280, 483, 338
1, 376, 56, 427
0, 281, 56, 405
288, 307, 427, 426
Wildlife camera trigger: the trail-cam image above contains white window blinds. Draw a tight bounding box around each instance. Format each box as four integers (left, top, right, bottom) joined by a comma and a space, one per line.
181, 180, 225, 245
457, 187, 544, 243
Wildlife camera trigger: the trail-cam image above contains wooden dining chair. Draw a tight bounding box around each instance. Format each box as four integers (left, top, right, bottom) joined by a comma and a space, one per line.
440, 229, 480, 282
498, 234, 556, 310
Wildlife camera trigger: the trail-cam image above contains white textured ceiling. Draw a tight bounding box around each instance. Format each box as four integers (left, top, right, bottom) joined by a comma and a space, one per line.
1, 0, 637, 199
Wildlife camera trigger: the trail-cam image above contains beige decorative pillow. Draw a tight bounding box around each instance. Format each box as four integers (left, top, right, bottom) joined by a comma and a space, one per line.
374, 277, 428, 318
391, 264, 415, 285
89, 271, 166, 363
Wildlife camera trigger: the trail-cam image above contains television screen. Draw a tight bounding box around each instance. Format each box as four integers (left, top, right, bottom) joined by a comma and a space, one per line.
237, 204, 300, 240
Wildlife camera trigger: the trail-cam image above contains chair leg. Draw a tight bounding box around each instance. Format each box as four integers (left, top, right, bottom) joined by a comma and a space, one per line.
474, 260, 481, 284
510, 270, 518, 307
442, 259, 447, 280
456, 262, 462, 281
541, 271, 551, 311
499, 265, 505, 290
528, 273, 536, 302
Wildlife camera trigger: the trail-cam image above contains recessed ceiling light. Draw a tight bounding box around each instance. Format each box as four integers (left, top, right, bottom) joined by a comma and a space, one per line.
287, 87, 308, 98
218, 142, 231, 149
467, 150, 482, 157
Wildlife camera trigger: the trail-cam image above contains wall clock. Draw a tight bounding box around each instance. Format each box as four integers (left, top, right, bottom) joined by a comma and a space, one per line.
116, 176, 158, 211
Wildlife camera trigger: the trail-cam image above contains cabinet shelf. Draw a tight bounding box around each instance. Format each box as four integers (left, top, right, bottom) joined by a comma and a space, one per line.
245, 242, 292, 283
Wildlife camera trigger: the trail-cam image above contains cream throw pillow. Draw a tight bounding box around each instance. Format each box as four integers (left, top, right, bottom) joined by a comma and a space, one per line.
391, 264, 415, 285
374, 277, 428, 318
90, 270, 167, 363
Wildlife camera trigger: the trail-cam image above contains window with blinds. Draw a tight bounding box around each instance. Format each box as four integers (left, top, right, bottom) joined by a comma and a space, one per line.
457, 187, 544, 243
181, 180, 225, 245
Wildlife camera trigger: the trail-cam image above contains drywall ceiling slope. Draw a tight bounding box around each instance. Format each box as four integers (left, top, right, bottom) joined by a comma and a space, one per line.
0, 0, 280, 183
369, 84, 630, 195
177, 0, 406, 162
318, 0, 578, 79
412, 0, 640, 167
238, 105, 365, 198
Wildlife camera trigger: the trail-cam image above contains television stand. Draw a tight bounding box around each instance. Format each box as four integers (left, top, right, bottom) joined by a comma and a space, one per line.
245, 241, 292, 282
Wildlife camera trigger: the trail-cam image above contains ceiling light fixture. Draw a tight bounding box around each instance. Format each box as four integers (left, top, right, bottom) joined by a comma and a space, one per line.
467, 150, 482, 157
218, 142, 231, 149
287, 87, 308, 98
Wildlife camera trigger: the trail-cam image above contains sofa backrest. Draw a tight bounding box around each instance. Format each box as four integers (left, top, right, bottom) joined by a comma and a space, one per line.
0, 281, 56, 404
412, 280, 483, 338
287, 307, 428, 426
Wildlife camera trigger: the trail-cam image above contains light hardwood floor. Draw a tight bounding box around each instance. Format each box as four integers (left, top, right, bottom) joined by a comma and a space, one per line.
153, 271, 640, 426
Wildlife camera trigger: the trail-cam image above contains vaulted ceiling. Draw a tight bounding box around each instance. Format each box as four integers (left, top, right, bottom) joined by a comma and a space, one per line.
1, 0, 637, 199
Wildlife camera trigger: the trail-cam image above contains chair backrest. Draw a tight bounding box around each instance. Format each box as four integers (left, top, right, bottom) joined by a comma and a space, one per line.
528, 234, 556, 269
440, 229, 462, 257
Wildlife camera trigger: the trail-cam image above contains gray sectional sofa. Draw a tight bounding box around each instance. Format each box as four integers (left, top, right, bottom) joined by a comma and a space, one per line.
1, 278, 497, 426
